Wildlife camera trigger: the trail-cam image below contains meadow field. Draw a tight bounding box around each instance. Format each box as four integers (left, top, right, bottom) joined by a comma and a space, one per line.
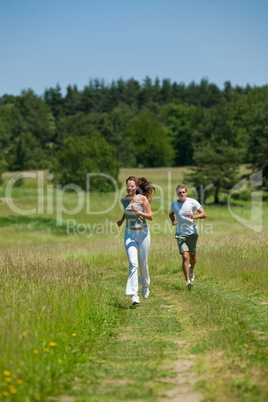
0, 167, 267, 402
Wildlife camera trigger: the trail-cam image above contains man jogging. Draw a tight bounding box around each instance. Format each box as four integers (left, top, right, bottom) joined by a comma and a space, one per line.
169, 184, 207, 290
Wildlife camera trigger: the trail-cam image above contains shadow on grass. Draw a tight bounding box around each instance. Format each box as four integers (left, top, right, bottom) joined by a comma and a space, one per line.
108, 301, 133, 310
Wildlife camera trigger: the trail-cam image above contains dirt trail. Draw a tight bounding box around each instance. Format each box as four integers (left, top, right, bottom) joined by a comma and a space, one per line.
158, 305, 204, 402
162, 353, 203, 402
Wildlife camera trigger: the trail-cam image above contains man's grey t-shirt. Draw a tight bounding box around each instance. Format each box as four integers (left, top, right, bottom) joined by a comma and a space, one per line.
170, 197, 201, 236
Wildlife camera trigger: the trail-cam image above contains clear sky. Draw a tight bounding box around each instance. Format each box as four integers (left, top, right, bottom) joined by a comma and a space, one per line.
1, 0, 267, 96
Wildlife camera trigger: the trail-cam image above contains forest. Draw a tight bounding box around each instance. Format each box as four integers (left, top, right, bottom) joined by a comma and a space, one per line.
0, 77, 267, 200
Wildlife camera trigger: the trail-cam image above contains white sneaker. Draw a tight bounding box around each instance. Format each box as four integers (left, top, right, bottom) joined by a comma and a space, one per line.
189, 265, 195, 282
132, 295, 140, 305
185, 280, 193, 290
142, 287, 150, 299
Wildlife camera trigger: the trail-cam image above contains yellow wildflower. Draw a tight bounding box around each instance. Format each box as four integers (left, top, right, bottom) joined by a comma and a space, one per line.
44, 348, 49, 352
72, 333, 76, 337
17, 379, 23, 384
28, 309, 32, 311
33, 349, 39, 354
49, 342, 56, 347
58, 359, 62, 363
3, 371, 11, 376
5, 377, 12, 383
2, 391, 9, 397
22, 332, 27, 338
9, 385, 16, 394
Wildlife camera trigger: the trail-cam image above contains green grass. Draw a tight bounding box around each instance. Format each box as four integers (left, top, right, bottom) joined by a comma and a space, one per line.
0, 167, 267, 401
0, 247, 124, 400
0, 216, 68, 234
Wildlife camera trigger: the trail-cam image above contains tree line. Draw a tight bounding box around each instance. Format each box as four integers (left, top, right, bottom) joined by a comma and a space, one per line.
0, 78, 267, 201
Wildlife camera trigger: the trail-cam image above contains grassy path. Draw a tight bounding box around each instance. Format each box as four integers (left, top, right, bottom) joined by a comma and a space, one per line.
58, 259, 204, 402
56, 233, 268, 402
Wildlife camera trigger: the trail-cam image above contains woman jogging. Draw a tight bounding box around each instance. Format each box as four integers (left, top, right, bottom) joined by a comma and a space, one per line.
117, 176, 155, 305
169, 184, 207, 290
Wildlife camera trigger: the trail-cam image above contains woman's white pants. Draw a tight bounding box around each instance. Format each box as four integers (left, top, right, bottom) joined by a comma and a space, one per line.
124, 227, 150, 296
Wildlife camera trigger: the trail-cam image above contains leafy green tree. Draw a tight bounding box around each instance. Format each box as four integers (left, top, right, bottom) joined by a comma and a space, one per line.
63, 85, 82, 115
153, 77, 162, 104
80, 85, 95, 114
0, 97, 25, 144
138, 77, 158, 111
56, 108, 135, 168
88, 79, 109, 113
53, 133, 119, 191
56, 112, 95, 144
16, 90, 56, 145
161, 103, 196, 166
161, 79, 173, 104
2, 90, 56, 170
129, 110, 175, 167
185, 79, 222, 107
106, 104, 136, 167
44, 84, 64, 119
223, 81, 233, 102
247, 100, 268, 184
198, 78, 222, 107
124, 78, 140, 109
0, 152, 7, 184
185, 139, 243, 204
7, 132, 46, 171
192, 98, 249, 164
0, 104, 13, 149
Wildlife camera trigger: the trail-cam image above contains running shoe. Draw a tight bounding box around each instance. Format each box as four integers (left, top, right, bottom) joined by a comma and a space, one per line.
142, 287, 150, 299
189, 265, 195, 282
185, 279, 193, 290
132, 295, 140, 305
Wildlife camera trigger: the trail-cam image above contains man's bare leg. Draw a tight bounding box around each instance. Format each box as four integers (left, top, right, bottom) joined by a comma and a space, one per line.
189, 251, 196, 282
189, 251, 196, 270
181, 251, 190, 281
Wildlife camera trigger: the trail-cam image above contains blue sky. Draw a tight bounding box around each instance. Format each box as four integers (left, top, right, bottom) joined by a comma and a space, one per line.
0, 0, 267, 96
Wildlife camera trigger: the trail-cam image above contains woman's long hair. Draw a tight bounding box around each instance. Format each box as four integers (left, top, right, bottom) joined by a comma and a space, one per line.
126, 176, 155, 201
